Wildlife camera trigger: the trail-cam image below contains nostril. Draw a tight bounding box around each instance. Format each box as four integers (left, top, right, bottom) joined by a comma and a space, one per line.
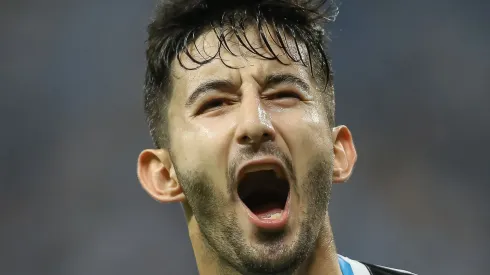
262, 131, 275, 142
240, 135, 252, 144
239, 132, 274, 145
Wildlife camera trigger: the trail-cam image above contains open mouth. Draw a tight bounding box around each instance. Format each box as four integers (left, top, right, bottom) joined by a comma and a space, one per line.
237, 168, 290, 222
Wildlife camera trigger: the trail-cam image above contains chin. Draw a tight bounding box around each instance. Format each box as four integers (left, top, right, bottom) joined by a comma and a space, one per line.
237, 241, 305, 275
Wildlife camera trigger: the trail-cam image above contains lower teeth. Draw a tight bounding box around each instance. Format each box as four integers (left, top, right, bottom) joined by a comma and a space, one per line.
259, 212, 282, 220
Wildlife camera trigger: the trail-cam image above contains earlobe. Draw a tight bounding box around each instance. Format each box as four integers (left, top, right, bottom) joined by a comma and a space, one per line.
332, 126, 358, 183
137, 149, 186, 203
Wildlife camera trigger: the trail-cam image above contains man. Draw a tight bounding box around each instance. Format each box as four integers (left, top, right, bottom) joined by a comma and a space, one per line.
136, 0, 417, 274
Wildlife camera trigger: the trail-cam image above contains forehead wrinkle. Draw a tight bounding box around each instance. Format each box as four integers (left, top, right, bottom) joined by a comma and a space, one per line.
171, 27, 319, 103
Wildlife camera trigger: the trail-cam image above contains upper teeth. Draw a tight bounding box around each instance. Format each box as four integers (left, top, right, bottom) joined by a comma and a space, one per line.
242, 164, 285, 179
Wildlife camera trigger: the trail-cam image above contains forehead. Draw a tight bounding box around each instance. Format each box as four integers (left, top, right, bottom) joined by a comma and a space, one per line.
170, 27, 315, 90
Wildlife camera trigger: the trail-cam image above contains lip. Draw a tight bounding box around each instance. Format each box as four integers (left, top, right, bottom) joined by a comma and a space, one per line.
235, 156, 287, 185
240, 193, 291, 231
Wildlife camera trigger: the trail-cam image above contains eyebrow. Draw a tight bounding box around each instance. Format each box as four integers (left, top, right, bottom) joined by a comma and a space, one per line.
185, 79, 235, 107
184, 73, 310, 107
263, 73, 310, 93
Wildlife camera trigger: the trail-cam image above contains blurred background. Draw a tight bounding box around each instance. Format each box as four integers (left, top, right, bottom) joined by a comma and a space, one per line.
1, 0, 489, 274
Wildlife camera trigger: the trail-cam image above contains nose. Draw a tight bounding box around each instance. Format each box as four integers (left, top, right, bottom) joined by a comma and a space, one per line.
235, 95, 276, 146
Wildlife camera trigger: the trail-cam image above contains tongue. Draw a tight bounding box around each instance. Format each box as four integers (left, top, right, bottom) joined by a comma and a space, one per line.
252, 202, 284, 220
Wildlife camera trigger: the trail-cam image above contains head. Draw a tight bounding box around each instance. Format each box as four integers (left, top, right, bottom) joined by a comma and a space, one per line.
137, 0, 357, 274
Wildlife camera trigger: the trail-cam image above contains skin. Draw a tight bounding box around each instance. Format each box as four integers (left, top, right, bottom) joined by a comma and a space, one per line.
137, 28, 357, 275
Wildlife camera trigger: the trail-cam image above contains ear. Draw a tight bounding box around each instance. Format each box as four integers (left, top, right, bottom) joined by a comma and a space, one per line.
137, 149, 185, 203
332, 125, 357, 183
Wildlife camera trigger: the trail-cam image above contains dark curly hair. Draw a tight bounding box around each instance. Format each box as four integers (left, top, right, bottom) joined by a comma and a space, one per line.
144, 0, 338, 148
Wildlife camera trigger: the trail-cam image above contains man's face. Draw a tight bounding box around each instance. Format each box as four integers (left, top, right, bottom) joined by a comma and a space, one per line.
167, 30, 334, 274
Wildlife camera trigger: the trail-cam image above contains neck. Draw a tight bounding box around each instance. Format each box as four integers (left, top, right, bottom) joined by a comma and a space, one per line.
184, 207, 342, 275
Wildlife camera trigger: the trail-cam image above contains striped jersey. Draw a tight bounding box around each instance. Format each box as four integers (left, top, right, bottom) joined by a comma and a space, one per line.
338, 255, 417, 275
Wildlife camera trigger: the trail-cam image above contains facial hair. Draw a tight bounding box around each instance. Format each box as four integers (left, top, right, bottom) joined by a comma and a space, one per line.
171, 144, 333, 275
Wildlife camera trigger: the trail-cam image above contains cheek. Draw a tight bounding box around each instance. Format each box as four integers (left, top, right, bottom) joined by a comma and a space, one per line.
275, 107, 331, 150
275, 107, 333, 173
172, 118, 235, 179
192, 117, 236, 163
303, 107, 331, 147
194, 115, 236, 141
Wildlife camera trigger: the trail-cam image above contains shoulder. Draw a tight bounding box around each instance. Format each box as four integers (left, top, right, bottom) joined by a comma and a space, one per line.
361, 262, 417, 275
339, 255, 417, 275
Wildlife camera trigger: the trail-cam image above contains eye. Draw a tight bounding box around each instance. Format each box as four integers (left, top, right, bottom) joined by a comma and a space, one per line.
197, 98, 232, 114
268, 91, 302, 102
